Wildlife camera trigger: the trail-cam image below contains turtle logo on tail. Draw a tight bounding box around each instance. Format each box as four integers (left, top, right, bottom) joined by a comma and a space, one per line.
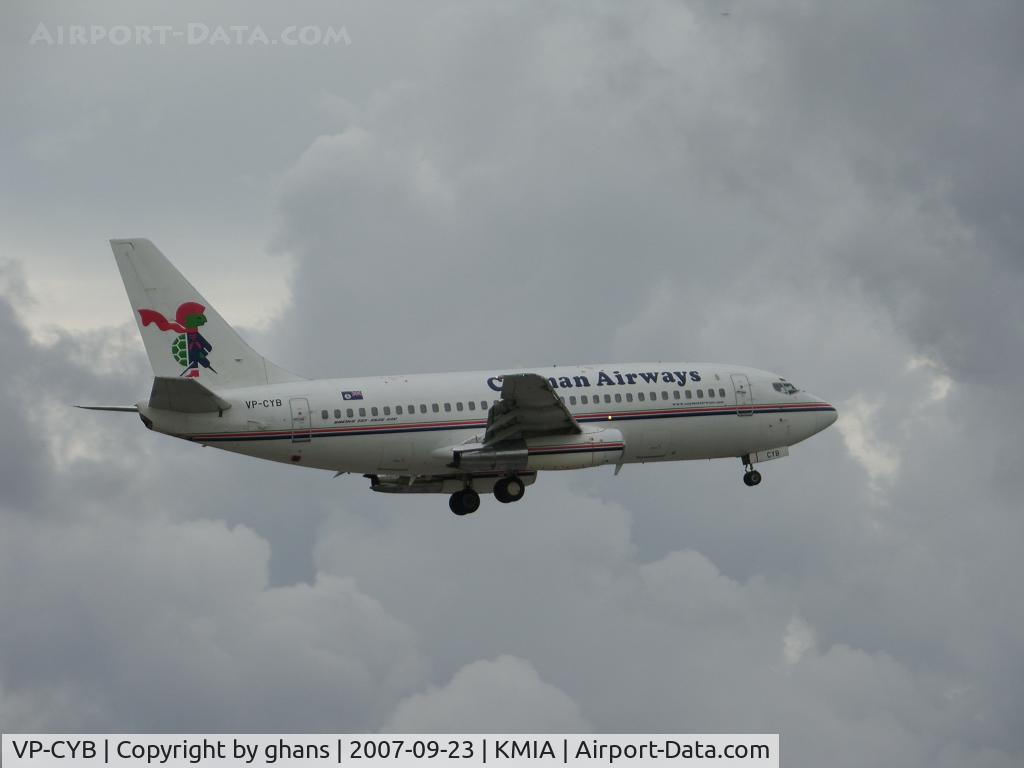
138, 301, 216, 378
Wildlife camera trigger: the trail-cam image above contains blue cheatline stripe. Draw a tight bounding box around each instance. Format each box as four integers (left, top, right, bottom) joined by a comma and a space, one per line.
187, 403, 836, 444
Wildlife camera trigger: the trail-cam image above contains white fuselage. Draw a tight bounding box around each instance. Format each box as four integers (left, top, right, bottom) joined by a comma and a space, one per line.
138, 362, 837, 482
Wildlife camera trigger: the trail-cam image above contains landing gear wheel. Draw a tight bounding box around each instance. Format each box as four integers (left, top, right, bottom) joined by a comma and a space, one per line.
494, 476, 526, 504
743, 469, 762, 487
449, 489, 481, 516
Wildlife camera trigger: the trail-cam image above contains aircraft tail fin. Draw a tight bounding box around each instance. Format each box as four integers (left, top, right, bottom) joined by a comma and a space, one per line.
110, 238, 303, 389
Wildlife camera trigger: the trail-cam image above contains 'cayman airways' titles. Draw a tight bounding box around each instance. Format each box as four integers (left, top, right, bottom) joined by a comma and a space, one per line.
486, 369, 701, 392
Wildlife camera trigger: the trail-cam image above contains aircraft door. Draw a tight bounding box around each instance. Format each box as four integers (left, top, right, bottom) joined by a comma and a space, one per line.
731, 374, 754, 416
289, 397, 312, 442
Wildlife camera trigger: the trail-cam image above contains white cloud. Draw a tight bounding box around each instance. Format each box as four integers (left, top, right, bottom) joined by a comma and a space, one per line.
384, 656, 592, 733
783, 615, 817, 667
836, 395, 901, 488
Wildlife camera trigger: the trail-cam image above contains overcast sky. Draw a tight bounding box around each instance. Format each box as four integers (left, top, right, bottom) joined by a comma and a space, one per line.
3, 1, 1023, 765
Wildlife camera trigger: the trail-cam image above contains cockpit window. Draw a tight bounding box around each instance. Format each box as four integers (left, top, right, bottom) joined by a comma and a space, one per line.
774, 380, 799, 395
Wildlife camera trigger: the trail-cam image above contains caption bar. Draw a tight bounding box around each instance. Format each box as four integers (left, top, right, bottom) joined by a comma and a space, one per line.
2, 735, 777, 768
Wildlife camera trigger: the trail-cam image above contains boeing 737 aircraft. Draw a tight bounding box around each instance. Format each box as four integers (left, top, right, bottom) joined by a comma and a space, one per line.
80, 239, 838, 515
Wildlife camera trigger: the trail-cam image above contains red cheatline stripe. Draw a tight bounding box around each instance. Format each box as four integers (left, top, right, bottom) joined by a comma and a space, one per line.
190, 417, 488, 440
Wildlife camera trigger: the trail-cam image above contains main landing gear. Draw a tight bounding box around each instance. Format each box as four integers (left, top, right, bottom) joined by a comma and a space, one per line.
449, 488, 481, 516
494, 476, 526, 504
449, 476, 527, 515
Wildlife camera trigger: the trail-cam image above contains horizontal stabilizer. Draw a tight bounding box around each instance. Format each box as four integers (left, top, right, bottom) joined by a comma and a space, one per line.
74, 405, 139, 413
149, 377, 231, 413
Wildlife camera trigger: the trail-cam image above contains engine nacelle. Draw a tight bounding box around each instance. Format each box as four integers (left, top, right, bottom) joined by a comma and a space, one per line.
526, 427, 624, 470
446, 426, 625, 472
450, 443, 529, 472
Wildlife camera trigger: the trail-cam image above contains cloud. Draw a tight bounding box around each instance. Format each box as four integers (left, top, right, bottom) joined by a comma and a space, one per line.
783, 615, 817, 668
0, 515, 427, 732
835, 394, 901, 489
3, 2, 1024, 766
385, 656, 592, 733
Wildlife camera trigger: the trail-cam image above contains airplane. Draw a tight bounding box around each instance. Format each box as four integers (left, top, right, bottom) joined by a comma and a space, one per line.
79, 239, 838, 515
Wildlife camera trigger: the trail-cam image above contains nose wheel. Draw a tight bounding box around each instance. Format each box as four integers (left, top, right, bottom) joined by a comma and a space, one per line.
742, 469, 762, 487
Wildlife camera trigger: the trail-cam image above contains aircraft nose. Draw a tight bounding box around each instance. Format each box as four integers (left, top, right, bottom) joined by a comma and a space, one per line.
812, 396, 838, 431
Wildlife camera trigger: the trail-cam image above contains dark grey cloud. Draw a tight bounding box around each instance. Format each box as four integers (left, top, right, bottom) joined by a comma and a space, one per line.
3, 1, 1023, 766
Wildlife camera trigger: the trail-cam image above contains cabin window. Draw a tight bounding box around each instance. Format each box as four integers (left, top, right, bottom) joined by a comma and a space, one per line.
444, 403, 452, 412
321, 409, 329, 419
696, 389, 703, 398
408, 404, 414, 414
685, 390, 692, 400
468, 401, 476, 410
432, 403, 440, 413
396, 405, 403, 415
346, 408, 354, 417
661, 391, 669, 400
604, 394, 612, 403
371, 407, 379, 417
383, 406, 391, 415
570, 395, 577, 405
359, 407, 366, 417
581, 395, 589, 404
614, 393, 622, 403
627, 393, 634, 402
420, 404, 428, 413
456, 402, 464, 411
481, 400, 488, 410
637, 392, 645, 401
719, 388, 726, 398
672, 391, 679, 400
650, 391, 657, 401
334, 409, 341, 418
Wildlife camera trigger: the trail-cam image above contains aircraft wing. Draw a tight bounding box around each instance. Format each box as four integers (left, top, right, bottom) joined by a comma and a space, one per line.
484, 372, 581, 444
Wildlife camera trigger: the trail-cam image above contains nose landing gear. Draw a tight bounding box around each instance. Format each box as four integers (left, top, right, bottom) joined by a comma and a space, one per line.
740, 455, 762, 487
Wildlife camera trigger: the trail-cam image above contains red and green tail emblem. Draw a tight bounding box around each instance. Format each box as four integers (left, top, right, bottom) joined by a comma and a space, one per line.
138, 301, 216, 378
